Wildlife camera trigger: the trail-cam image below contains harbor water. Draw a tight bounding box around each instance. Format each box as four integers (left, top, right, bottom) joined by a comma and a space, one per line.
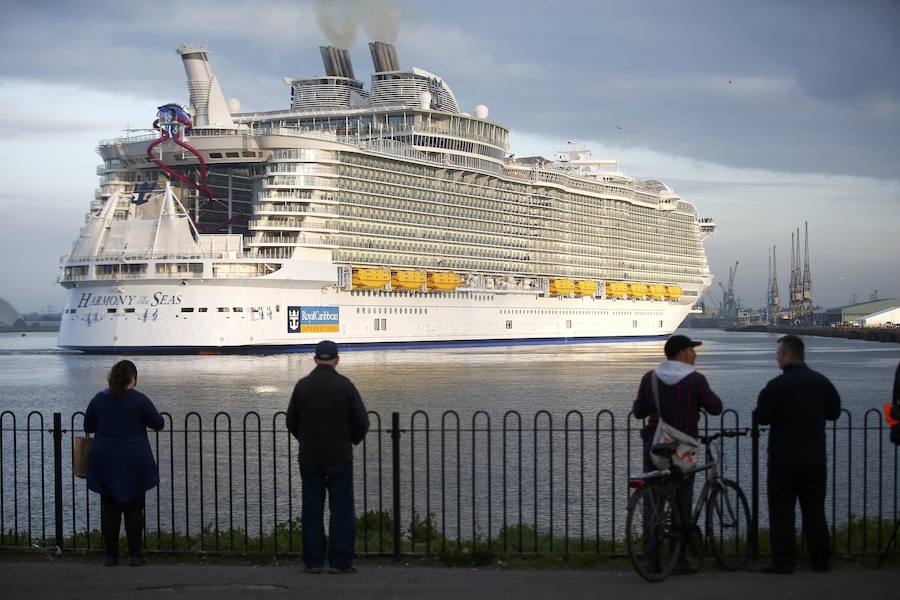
2, 330, 897, 417
1, 330, 898, 549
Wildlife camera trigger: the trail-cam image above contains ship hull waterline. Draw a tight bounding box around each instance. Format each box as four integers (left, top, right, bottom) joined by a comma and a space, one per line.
59, 281, 693, 354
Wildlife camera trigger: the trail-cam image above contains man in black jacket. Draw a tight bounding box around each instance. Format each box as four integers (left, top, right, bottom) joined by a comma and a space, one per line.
286, 340, 369, 574
754, 334, 841, 574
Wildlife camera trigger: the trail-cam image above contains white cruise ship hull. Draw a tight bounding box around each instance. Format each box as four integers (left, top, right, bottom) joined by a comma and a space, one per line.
59, 279, 693, 353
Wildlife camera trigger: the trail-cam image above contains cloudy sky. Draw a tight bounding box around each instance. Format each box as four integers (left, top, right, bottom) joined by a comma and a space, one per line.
0, 0, 897, 313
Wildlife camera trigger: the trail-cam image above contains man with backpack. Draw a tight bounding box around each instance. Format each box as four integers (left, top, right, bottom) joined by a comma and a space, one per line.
633, 334, 724, 573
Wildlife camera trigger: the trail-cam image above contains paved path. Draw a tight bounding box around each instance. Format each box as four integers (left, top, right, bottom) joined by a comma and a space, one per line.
2, 557, 899, 600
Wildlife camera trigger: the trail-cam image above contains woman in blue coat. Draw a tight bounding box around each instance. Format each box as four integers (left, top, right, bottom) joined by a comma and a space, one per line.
84, 360, 164, 566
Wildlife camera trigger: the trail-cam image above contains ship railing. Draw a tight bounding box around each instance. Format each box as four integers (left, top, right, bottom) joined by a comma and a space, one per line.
61, 252, 268, 264
254, 204, 338, 215
2, 408, 892, 560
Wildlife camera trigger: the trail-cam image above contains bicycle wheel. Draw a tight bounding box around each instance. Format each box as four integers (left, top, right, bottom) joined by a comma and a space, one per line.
626, 484, 682, 582
706, 478, 752, 571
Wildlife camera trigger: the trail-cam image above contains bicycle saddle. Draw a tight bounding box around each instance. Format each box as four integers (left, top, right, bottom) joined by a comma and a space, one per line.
651, 441, 679, 457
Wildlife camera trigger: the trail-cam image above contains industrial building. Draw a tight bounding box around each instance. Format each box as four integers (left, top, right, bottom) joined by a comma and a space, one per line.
859, 306, 900, 328
823, 298, 900, 326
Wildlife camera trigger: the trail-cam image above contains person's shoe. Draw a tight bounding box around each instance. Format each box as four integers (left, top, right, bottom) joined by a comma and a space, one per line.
328, 566, 357, 574
102, 555, 119, 567
812, 562, 831, 573
759, 563, 795, 574
129, 555, 146, 567
303, 566, 324, 574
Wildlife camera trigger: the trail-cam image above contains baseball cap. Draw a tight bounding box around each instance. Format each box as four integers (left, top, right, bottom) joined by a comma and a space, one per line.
664, 334, 702, 359
314, 340, 339, 360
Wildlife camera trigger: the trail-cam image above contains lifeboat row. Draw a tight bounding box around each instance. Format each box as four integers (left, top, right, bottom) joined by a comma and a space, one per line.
352, 269, 682, 301
604, 281, 682, 300
352, 269, 463, 292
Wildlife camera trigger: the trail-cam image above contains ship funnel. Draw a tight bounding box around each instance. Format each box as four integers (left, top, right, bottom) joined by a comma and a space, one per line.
319, 46, 356, 79
369, 41, 400, 72
176, 45, 236, 128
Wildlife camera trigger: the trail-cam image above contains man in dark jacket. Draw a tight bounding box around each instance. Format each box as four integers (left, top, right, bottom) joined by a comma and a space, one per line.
754, 334, 841, 574
286, 340, 369, 574
633, 334, 723, 573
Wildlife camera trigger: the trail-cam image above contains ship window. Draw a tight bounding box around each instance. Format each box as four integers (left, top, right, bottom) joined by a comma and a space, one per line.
659, 320, 664, 328
242, 151, 256, 157
424, 309, 428, 314
374, 319, 380, 331
107, 308, 117, 314
566, 320, 572, 329
199, 307, 208, 313
233, 307, 243, 312
633, 320, 638, 328
225, 152, 240, 158
381, 318, 387, 330
124, 308, 135, 314
218, 307, 230, 312
181, 307, 194, 313
209, 152, 223, 159
506, 320, 512, 329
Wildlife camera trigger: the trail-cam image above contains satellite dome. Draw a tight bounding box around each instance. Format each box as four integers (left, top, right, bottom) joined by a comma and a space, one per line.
227, 98, 241, 113
473, 104, 489, 119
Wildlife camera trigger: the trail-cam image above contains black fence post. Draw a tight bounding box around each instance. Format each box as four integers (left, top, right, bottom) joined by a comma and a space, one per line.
750, 412, 760, 559
391, 412, 401, 560
52, 412, 64, 554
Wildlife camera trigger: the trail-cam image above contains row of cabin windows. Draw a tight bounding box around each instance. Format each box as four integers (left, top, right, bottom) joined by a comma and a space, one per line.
357, 307, 427, 315
96, 306, 284, 314
499, 309, 664, 316
350, 289, 494, 301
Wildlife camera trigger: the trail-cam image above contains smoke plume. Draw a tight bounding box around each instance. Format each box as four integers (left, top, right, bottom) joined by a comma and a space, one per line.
313, 0, 400, 47
314, 1, 357, 48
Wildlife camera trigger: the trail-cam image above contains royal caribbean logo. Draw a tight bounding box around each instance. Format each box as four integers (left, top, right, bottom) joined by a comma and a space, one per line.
287, 306, 339, 333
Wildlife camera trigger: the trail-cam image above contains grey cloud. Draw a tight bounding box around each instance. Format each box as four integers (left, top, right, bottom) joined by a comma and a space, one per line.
4, 0, 896, 178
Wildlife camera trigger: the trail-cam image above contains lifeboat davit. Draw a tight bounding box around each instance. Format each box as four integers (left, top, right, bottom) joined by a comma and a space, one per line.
352, 268, 390, 289
606, 282, 629, 299
549, 279, 576, 296
649, 284, 667, 300
628, 283, 648, 299
574, 280, 598, 297
427, 272, 463, 292
666, 285, 683, 300
391, 271, 427, 291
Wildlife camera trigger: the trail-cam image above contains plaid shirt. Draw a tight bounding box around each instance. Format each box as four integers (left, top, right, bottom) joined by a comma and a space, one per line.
633, 369, 723, 437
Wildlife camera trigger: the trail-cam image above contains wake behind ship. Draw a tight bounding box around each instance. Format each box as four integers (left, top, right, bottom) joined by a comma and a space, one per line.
58, 41, 716, 353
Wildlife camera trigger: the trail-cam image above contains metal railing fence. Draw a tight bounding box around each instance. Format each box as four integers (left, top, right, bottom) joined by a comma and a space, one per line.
0, 408, 897, 559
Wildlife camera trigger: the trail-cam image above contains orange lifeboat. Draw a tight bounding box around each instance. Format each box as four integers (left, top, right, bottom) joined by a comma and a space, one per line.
352, 268, 390, 290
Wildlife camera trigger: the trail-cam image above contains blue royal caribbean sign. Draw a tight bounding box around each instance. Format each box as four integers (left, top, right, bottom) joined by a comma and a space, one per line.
287, 306, 340, 334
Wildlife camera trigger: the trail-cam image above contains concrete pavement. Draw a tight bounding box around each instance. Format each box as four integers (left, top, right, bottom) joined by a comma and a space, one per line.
2, 555, 898, 599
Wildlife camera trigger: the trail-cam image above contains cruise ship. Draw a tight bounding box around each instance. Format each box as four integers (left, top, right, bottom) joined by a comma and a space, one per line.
58, 42, 716, 353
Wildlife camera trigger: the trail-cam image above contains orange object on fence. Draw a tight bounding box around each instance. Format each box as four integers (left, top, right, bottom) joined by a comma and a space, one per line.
885, 402, 899, 427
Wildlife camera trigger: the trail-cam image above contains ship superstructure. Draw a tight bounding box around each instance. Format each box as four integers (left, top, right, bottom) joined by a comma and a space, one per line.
59, 41, 715, 352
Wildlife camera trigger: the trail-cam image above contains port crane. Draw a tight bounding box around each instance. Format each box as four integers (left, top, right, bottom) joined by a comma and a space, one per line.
718, 261, 739, 320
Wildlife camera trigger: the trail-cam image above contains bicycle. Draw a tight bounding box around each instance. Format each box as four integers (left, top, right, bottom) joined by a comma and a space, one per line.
625, 430, 752, 582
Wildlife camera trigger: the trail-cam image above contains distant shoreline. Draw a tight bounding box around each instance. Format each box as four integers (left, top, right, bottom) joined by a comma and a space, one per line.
0, 326, 59, 334
728, 324, 900, 344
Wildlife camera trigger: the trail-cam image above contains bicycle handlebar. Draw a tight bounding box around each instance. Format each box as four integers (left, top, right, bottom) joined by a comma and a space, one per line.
698, 429, 750, 445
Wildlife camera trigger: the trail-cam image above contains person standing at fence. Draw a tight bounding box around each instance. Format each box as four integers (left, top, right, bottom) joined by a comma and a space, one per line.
633, 334, 723, 574
754, 334, 841, 575
286, 340, 369, 574
84, 360, 164, 566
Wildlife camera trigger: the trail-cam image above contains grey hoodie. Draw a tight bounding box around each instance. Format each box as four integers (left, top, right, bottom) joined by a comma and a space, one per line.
654, 360, 696, 385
